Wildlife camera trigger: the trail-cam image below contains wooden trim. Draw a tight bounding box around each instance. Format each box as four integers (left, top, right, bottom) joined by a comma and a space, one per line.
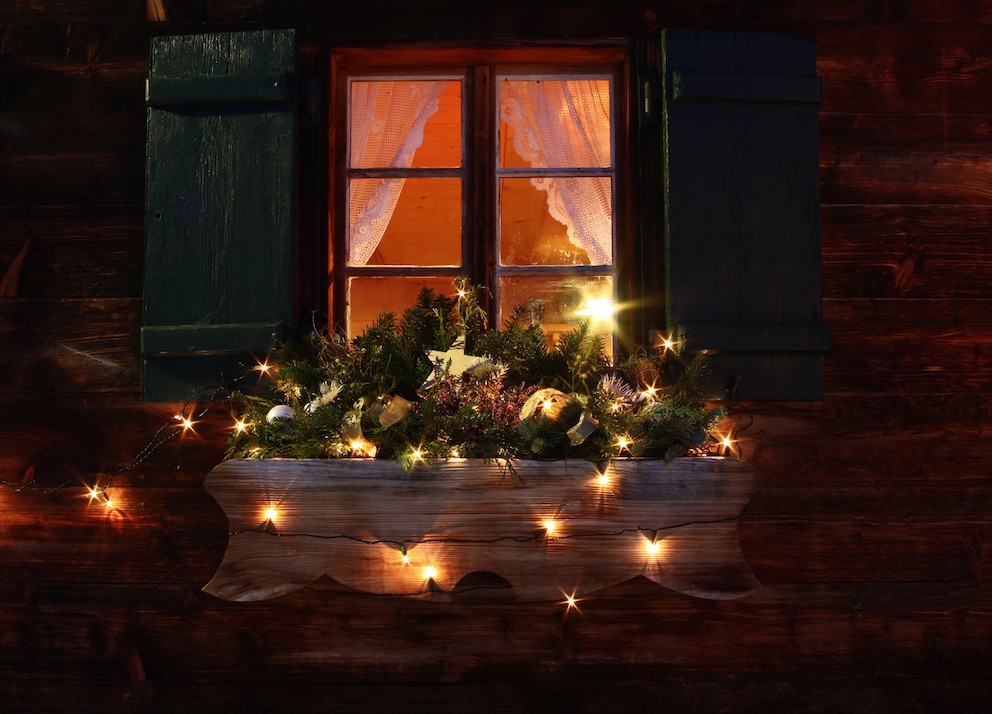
140, 323, 286, 355
333, 46, 627, 68
145, 73, 293, 105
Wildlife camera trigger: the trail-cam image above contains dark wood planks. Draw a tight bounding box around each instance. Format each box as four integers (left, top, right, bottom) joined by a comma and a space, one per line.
1, 2, 991, 712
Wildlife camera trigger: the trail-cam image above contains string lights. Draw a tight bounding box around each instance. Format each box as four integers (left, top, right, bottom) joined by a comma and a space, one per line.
0, 355, 271, 511
2, 280, 760, 611
201, 454, 762, 603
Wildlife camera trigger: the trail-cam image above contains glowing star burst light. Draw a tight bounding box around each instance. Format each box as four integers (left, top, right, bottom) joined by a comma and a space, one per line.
574, 297, 615, 322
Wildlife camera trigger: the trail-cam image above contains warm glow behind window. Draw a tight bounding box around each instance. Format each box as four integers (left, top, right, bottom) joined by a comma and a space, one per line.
348, 275, 456, 336
349, 79, 462, 170
340, 63, 616, 344
496, 75, 615, 352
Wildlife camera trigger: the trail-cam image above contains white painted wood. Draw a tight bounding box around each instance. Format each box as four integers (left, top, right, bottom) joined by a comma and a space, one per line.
203, 457, 760, 602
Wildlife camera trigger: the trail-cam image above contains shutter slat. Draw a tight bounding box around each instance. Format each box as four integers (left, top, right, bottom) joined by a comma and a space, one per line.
146, 73, 292, 105
677, 324, 830, 353
673, 70, 822, 105
141, 323, 288, 355
662, 29, 826, 401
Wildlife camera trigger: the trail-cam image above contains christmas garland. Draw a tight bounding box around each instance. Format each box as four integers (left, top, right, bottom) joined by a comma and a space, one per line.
226, 278, 726, 468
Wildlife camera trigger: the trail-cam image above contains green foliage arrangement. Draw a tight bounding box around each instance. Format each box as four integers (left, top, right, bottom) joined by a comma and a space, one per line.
226, 278, 727, 467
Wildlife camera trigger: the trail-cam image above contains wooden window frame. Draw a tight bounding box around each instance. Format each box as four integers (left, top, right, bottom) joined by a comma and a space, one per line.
327, 46, 633, 342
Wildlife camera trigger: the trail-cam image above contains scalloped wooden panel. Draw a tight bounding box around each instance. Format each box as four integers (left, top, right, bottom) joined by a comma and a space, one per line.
203, 457, 760, 602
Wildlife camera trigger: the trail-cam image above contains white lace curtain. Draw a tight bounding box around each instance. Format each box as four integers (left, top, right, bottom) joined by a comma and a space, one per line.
499, 78, 613, 266
348, 77, 612, 267
348, 81, 448, 266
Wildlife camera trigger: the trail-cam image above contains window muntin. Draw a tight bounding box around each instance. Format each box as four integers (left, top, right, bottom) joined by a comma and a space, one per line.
340, 62, 617, 345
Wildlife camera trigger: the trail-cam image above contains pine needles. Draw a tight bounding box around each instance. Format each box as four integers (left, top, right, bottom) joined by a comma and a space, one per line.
227, 281, 728, 466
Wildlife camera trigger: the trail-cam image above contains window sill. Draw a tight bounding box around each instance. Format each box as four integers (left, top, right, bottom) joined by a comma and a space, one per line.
203, 457, 760, 602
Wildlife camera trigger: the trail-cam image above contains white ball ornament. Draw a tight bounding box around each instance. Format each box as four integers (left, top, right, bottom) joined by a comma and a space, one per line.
266, 405, 295, 423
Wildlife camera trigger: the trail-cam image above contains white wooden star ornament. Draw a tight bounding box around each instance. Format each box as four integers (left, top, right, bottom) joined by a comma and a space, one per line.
420, 334, 494, 390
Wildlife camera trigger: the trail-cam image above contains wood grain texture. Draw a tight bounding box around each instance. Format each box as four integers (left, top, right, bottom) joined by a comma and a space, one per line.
1, 2, 992, 711
202, 457, 760, 601
0, 207, 142, 299
0, 298, 141, 392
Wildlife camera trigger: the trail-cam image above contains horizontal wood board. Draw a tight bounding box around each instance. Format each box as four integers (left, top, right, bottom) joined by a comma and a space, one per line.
1, 3, 991, 712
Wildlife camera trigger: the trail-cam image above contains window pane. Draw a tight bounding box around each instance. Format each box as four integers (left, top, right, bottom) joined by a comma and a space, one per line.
349, 177, 461, 266
499, 78, 611, 169
499, 176, 612, 266
498, 274, 614, 353
351, 80, 461, 169
348, 276, 458, 336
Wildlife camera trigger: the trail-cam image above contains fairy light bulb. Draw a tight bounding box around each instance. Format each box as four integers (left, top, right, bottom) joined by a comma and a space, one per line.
645, 539, 661, 556
401, 554, 410, 565
264, 507, 278, 522
596, 472, 610, 487
233, 419, 247, 434
423, 565, 437, 580
543, 518, 558, 535
561, 592, 580, 610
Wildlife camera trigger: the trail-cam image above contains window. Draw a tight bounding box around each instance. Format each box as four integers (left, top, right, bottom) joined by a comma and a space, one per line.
142, 29, 826, 403
333, 51, 623, 351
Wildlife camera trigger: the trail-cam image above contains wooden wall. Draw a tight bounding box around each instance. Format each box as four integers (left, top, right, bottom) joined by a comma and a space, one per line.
2, 1, 991, 711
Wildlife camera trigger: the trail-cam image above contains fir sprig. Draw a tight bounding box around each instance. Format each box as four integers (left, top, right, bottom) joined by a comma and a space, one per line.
226, 281, 728, 467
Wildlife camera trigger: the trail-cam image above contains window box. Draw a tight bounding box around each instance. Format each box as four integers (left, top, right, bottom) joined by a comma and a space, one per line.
203, 456, 759, 602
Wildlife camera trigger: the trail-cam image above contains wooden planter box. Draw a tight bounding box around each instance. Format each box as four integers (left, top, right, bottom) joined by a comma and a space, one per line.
203, 457, 760, 602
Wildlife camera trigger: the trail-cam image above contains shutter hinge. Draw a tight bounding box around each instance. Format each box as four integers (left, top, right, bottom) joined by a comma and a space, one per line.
640, 76, 661, 126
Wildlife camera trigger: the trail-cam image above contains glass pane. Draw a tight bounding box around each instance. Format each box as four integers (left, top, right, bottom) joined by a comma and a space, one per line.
498, 274, 614, 354
499, 78, 611, 169
349, 177, 461, 266
351, 80, 461, 169
499, 176, 612, 266
348, 276, 459, 337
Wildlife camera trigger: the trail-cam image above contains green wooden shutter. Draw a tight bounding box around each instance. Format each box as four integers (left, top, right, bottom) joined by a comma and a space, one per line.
661, 29, 828, 400
142, 29, 298, 401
